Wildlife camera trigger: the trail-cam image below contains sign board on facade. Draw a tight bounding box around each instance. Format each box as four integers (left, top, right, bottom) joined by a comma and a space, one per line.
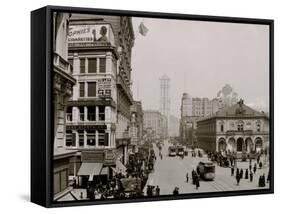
98, 78, 112, 97
68, 24, 115, 46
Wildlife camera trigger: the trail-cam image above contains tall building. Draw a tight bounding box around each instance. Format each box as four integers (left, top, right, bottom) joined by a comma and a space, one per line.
196, 99, 269, 155
53, 12, 77, 200
159, 74, 170, 137
64, 14, 134, 188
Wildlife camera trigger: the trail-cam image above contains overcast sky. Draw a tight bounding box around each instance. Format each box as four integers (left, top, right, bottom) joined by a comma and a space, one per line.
130, 17, 270, 118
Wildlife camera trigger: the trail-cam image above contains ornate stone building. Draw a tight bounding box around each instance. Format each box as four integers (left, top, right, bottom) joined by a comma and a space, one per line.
53, 12, 77, 200
196, 99, 269, 155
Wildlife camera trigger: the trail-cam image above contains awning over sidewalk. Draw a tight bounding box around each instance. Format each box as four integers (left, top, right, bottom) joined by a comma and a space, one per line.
77, 163, 103, 176
112, 159, 127, 175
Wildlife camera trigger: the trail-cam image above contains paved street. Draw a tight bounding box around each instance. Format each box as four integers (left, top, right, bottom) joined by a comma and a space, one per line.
145, 140, 270, 196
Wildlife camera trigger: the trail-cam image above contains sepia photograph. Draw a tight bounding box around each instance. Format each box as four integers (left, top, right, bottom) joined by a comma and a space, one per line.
52, 11, 272, 203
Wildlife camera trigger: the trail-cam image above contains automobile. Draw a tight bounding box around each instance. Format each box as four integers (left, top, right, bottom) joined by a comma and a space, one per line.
168, 146, 177, 156
196, 161, 215, 180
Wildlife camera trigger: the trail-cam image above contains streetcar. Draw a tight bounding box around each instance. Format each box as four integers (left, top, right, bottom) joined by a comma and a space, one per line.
196, 161, 215, 180
176, 146, 185, 157
168, 146, 177, 156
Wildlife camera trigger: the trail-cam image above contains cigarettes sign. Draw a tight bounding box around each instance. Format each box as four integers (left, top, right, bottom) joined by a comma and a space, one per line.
68, 24, 115, 46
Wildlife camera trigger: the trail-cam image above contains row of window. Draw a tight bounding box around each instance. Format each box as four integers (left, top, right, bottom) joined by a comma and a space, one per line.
66, 106, 105, 121
68, 58, 106, 74
66, 130, 109, 147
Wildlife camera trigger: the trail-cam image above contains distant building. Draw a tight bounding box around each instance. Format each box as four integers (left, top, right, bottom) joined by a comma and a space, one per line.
179, 93, 219, 145
217, 84, 239, 109
143, 110, 165, 140
196, 99, 269, 154
169, 115, 179, 137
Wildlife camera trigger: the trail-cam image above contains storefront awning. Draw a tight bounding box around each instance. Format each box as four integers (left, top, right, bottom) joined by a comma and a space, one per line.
77, 163, 103, 176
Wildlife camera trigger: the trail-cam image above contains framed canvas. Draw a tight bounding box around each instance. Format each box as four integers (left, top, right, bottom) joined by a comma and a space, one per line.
31, 5, 274, 208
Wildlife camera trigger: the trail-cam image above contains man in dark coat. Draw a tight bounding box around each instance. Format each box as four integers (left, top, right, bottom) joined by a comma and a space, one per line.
259, 161, 263, 169
250, 171, 253, 182
240, 168, 244, 179
253, 163, 257, 174
231, 166, 234, 176
195, 177, 200, 190
186, 172, 189, 183
173, 187, 179, 195
156, 185, 160, 196
236, 173, 241, 185
245, 169, 249, 179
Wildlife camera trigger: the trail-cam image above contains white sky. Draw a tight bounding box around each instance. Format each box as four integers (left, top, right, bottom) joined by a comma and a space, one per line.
130, 17, 270, 119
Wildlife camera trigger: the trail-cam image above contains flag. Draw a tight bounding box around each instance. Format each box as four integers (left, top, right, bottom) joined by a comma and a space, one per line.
138, 22, 149, 36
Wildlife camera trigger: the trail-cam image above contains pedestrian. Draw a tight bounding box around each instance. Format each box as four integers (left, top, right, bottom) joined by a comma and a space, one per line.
231, 166, 234, 176
258, 176, 262, 187
195, 177, 200, 190
257, 155, 260, 164
236, 168, 240, 178
240, 168, 243, 179
236, 173, 241, 185
245, 169, 249, 179
186, 172, 189, 183
267, 170, 270, 183
250, 171, 253, 182
173, 187, 179, 195
259, 161, 263, 169
253, 163, 257, 174
249, 163, 252, 172
192, 169, 196, 185
156, 185, 160, 196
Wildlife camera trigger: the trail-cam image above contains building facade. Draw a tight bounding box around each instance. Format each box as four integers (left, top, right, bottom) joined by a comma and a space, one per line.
65, 16, 123, 187
179, 93, 219, 146
129, 101, 144, 152
53, 12, 77, 200
63, 15, 135, 187
169, 115, 179, 137
196, 99, 270, 155
143, 110, 165, 140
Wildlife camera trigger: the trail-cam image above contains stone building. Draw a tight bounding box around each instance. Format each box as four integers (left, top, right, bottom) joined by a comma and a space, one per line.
129, 101, 144, 153
63, 14, 135, 187
53, 12, 77, 200
196, 99, 269, 155
179, 93, 219, 145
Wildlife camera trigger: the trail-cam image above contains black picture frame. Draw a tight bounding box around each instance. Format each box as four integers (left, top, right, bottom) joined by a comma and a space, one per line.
31, 5, 274, 208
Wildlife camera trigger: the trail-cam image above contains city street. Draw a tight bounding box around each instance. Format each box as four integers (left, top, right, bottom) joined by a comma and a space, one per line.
145, 140, 270, 196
